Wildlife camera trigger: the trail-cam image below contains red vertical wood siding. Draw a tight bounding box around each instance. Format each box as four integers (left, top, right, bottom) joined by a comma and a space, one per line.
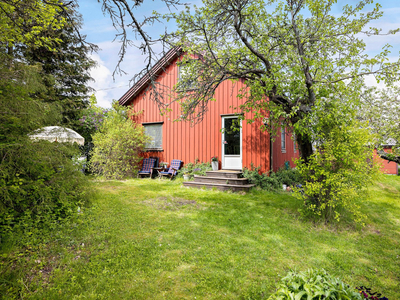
271, 127, 300, 172
128, 56, 302, 173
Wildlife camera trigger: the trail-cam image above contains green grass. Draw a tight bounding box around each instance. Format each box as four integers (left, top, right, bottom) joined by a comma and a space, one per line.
1, 176, 400, 299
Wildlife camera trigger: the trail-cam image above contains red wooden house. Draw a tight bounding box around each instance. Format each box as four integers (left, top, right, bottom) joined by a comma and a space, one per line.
118, 48, 299, 173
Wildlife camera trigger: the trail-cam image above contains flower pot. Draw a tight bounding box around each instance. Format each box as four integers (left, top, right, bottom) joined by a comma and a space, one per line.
183, 174, 190, 181
211, 161, 218, 171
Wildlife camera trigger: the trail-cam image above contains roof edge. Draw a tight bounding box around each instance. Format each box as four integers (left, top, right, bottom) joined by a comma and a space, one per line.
118, 46, 182, 106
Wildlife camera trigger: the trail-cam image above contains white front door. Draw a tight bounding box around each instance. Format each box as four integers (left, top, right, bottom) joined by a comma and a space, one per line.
222, 116, 242, 170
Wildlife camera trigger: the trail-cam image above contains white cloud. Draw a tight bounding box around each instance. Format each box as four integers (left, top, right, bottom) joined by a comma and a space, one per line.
89, 53, 114, 108
88, 42, 154, 108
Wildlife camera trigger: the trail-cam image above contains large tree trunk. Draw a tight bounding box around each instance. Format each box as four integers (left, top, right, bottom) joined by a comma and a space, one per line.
296, 133, 313, 164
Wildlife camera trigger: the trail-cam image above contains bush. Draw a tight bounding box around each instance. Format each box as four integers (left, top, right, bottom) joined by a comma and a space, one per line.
0, 140, 91, 235
89, 103, 149, 179
295, 99, 380, 224
268, 269, 362, 300
178, 161, 212, 177
272, 167, 303, 186
242, 164, 303, 191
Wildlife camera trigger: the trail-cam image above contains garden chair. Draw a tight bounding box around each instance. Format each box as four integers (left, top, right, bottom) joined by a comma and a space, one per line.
159, 159, 183, 180
137, 158, 157, 178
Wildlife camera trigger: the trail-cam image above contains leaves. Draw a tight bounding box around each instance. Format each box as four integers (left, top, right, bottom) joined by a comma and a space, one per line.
268, 269, 363, 300
89, 103, 150, 179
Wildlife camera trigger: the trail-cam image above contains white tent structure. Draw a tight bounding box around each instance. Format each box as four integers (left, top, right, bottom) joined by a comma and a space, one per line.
29, 126, 85, 146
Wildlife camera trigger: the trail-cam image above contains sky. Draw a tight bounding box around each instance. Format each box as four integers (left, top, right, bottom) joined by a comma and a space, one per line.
77, 0, 400, 108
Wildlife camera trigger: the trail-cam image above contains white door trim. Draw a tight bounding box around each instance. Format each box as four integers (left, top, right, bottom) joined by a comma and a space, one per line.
221, 116, 242, 170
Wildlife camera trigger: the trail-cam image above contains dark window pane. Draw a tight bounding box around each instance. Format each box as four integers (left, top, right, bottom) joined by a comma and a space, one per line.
224, 118, 240, 155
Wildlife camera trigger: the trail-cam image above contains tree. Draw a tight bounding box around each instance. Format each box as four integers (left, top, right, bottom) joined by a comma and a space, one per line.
0, 0, 92, 234
89, 101, 149, 179
295, 97, 379, 224
360, 87, 400, 164
78, 94, 109, 160
20, 7, 98, 129
0, 54, 91, 234
167, 0, 400, 164
0, 0, 71, 53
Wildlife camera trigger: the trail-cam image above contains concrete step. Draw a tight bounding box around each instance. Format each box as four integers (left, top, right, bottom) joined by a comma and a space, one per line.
183, 181, 255, 192
193, 175, 249, 185
206, 170, 242, 178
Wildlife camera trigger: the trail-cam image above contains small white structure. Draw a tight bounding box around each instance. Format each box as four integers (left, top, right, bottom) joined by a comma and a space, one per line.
29, 126, 84, 145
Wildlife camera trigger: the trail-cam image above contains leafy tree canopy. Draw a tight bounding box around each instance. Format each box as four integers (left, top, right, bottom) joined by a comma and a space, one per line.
360, 87, 400, 164
0, 0, 66, 50
19, 7, 98, 129
168, 0, 400, 163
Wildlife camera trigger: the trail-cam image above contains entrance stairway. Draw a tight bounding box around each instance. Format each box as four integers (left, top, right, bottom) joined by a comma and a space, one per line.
182, 170, 255, 192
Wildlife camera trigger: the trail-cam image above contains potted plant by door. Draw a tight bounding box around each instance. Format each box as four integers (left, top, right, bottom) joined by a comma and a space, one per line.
211, 156, 219, 171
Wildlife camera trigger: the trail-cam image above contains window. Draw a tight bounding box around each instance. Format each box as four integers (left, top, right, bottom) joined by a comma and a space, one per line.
281, 127, 286, 153
143, 123, 163, 150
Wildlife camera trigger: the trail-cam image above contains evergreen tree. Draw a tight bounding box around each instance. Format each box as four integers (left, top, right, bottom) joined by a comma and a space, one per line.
20, 7, 98, 129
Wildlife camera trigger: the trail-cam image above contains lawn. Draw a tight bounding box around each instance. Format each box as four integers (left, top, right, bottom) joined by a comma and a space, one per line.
1, 176, 400, 299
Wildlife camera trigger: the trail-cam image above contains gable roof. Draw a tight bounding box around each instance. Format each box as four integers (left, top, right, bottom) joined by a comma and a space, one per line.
119, 47, 182, 106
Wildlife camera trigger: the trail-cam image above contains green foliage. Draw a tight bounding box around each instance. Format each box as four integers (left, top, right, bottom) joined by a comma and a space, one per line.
359, 87, 400, 165
0, 49, 92, 237
273, 168, 303, 187
0, 140, 91, 235
20, 8, 97, 130
178, 161, 212, 177
268, 269, 362, 300
295, 99, 380, 224
242, 164, 303, 191
0, 0, 66, 50
0, 54, 61, 143
89, 102, 149, 179
242, 165, 280, 191
77, 95, 109, 159
170, 0, 400, 164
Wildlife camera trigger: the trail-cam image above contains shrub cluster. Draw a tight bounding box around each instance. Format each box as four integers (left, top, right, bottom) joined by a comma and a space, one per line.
177, 161, 212, 177
0, 140, 91, 236
242, 164, 303, 191
89, 103, 149, 179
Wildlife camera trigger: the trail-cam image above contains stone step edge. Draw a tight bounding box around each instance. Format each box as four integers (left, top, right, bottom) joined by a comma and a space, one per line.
193, 175, 248, 181
206, 170, 242, 174
183, 182, 255, 188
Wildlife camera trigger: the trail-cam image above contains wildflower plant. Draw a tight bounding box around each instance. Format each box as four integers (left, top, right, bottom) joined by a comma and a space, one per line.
356, 286, 389, 300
